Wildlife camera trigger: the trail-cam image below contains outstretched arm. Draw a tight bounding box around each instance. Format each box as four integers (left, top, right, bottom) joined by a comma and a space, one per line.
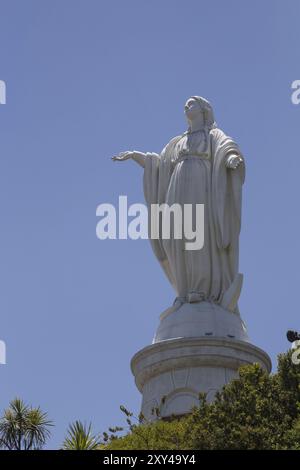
111, 151, 147, 168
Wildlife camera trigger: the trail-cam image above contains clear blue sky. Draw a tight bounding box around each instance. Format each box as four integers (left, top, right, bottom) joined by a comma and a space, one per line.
0, 0, 299, 449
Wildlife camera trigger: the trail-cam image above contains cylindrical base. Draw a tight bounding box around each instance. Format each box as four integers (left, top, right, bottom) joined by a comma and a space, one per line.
131, 306, 271, 421
131, 336, 271, 421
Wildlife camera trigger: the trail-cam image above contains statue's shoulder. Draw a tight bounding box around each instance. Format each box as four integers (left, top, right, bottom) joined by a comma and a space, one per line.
210, 127, 237, 142
209, 127, 227, 141
167, 134, 183, 146
161, 134, 183, 155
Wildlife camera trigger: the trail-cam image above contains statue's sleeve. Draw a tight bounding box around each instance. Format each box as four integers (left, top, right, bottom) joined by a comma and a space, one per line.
143, 152, 160, 207
211, 128, 245, 252
142, 144, 177, 289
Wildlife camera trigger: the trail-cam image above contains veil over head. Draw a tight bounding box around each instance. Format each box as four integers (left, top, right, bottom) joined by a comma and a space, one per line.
190, 95, 217, 131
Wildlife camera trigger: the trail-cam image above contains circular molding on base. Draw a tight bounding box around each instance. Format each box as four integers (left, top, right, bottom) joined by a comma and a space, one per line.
131, 337, 271, 420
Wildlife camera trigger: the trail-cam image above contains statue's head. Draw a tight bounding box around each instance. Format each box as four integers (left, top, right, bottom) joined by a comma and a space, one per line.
184, 96, 216, 130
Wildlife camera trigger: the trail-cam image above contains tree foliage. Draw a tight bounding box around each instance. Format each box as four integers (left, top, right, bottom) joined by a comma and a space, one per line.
0, 398, 52, 450
104, 351, 300, 450
62, 421, 101, 450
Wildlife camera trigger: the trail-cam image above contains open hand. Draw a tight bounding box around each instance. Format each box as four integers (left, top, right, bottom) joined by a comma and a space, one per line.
111, 151, 135, 162
226, 154, 243, 170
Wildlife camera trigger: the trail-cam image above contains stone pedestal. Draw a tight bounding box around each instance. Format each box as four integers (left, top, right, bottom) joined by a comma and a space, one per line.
131, 302, 271, 421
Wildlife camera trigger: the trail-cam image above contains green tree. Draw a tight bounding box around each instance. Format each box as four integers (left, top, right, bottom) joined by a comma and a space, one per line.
186, 363, 294, 449
282, 418, 300, 450
104, 351, 300, 450
0, 398, 52, 450
62, 421, 101, 450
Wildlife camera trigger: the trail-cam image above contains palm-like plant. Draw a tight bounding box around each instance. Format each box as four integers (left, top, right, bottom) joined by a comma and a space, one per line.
0, 398, 52, 450
62, 420, 101, 450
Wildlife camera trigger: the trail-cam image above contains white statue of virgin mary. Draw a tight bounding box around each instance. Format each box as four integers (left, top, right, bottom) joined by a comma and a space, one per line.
112, 96, 244, 313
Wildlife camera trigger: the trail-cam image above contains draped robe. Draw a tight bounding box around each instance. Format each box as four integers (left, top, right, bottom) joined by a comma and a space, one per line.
143, 127, 245, 311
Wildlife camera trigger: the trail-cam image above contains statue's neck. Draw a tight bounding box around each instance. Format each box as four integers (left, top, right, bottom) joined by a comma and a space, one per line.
189, 115, 205, 133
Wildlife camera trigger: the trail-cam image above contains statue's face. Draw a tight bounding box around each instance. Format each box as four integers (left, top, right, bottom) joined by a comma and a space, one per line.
184, 98, 202, 120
